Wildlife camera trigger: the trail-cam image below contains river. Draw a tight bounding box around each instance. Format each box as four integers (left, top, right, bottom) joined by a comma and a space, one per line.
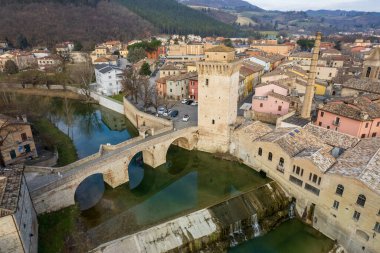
34, 98, 333, 253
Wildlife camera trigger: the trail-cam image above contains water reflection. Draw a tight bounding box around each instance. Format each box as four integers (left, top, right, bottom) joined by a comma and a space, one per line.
48, 100, 138, 158
75, 174, 105, 211
128, 152, 145, 190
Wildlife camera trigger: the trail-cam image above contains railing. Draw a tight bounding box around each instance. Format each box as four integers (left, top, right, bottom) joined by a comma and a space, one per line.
252, 96, 268, 100
277, 165, 285, 173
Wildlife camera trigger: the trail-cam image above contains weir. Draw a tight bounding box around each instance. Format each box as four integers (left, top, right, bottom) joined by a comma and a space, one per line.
91, 181, 292, 253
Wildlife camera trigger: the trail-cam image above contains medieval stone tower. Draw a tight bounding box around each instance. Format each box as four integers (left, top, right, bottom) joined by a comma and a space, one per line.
301, 32, 322, 119
361, 47, 380, 80
196, 45, 241, 153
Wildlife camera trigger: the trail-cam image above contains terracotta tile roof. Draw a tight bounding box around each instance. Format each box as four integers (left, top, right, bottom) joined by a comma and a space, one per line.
239, 66, 255, 77
304, 124, 360, 149
0, 165, 24, 218
259, 127, 336, 172
235, 121, 273, 142
319, 97, 380, 121
342, 78, 380, 94
290, 52, 312, 58
242, 61, 264, 72
160, 64, 180, 71
205, 45, 234, 53
328, 137, 380, 195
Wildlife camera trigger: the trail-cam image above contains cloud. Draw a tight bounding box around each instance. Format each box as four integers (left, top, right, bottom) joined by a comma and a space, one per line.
246, 0, 380, 12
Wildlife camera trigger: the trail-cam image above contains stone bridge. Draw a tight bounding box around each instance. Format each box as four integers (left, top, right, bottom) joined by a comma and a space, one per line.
29, 127, 199, 214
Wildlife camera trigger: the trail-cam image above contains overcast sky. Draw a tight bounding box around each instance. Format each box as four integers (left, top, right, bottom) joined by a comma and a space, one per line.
247, 0, 380, 12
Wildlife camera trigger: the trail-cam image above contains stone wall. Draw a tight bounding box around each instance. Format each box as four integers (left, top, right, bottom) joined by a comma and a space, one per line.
123, 96, 173, 131
89, 92, 124, 114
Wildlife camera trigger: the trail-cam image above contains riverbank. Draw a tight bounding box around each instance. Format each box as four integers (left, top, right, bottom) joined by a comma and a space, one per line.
33, 118, 78, 166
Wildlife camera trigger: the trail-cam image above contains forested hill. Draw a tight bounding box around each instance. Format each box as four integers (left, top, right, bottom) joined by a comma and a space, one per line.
0, 0, 239, 49
118, 0, 236, 36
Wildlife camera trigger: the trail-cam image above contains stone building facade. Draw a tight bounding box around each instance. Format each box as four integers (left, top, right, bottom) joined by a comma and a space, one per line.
0, 165, 38, 253
196, 45, 241, 153
230, 122, 380, 253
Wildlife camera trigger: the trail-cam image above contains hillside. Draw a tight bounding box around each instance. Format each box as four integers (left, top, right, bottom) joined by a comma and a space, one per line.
0, 0, 239, 48
117, 0, 237, 36
0, 1, 154, 49
178, 0, 263, 11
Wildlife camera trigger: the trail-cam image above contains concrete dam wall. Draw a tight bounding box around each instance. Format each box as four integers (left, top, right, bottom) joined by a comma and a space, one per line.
91, 181, 292, 253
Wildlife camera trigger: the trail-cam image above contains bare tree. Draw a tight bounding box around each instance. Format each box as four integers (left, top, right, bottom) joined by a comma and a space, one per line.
150, 89, 176, 114
138, 77, 155, 111
69, 62, 94, 101
121, 67, 141, 104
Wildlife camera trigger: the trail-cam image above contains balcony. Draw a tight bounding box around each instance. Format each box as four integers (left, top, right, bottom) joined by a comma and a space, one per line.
252, 96, 268, 101
332, 120, 340, 126
277, 165, 285, 173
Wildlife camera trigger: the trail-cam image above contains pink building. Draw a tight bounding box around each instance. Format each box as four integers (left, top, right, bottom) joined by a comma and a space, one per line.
252, 83, 300, 116
156, 77, 168, 98
188, 75, 198, 101
315, 96, 380, 138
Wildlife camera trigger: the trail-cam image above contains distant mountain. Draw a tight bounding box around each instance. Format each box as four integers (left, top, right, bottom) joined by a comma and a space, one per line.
178, 0, 264, 12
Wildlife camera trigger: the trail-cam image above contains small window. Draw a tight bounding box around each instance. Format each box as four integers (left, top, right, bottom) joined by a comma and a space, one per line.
279, 157, 284, 166
366, 67, 371, 78
301, 169, 304, 177
327, 126, 330, 129
212, 119, 215, 125
377, 122, 380, 127
320, 111, 324, 117
206, 79, 209, 86
309, 173, 312, 181
333, 200, 339, 210
318, 122, 322, 126
260, 103, 263, 107
258, 148, 262, 156
268, 152, 273, 161
365, 122, 369, 128
21, 133, 27, 142
313, 174, 318, 183
374, 222, 380, 233
318, 177, 321, 185
361, 134, 366, 138
296, 166, 300, 175
372, 133, 377, 137
356, 194, 366, 207
278, 106, 282, 111
353, 211, 361, 221
336, 184, 344, 196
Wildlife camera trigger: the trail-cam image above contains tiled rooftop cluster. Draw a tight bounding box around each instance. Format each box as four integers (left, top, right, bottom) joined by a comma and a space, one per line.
0, 165, 24, 218
320, 96, 380, 121
342, 78, 380, 94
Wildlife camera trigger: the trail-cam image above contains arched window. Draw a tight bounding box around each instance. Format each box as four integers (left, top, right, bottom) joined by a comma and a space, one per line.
336, 184, 344, 196
258, 148, 262, 156
268, 152, 273, 161
356, 194, 366, 207
366, 67, 371, 78
279, 157, 284, 166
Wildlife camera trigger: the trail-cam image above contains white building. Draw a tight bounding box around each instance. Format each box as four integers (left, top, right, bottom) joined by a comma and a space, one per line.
94, 64, 123, 96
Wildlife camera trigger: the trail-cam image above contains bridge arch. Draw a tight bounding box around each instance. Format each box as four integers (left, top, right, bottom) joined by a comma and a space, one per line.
74, 173, 108, 211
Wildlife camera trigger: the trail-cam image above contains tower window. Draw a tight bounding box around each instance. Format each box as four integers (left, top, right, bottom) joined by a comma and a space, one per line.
268, 152, 273, 161
356, 194, 366, 207
212, 119, 215, 124
353, 211, 361, 221
336, 184, 344, 196
366, 67, 371, 78
206, 79, 209, 86
258, 148, 262, 156
333, 200, 339, 210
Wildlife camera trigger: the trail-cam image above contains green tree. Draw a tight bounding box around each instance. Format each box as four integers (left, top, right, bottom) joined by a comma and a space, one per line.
127, 47, 146, 63
4, 60, 19, 74
16, 34, 29, 50
223, 39, 233, 48
73, 41, 83, 51
297, 39, 315, 51
139, 62, 151, 76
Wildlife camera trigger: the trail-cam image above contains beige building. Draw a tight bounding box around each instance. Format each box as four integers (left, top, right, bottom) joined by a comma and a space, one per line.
0, 115, 38, 167
230, 122, 379, 253
197, 45, 241, 152
361, 47, 380, 80
250, 44, 292, 56
159, 64, 181, 78
0, 165, 38, 253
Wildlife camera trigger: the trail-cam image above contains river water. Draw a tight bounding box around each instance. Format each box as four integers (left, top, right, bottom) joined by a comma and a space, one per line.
36, 99, 334, 253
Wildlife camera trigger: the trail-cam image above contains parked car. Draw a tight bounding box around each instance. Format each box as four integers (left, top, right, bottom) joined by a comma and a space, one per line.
163, 109, 172, 117
185, 100, 193, 105
182, 114, 190, 122
157, 107, 165, 115
170, 110, 179, 117
191, 101, 198, 106
181, 99, 188, 104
